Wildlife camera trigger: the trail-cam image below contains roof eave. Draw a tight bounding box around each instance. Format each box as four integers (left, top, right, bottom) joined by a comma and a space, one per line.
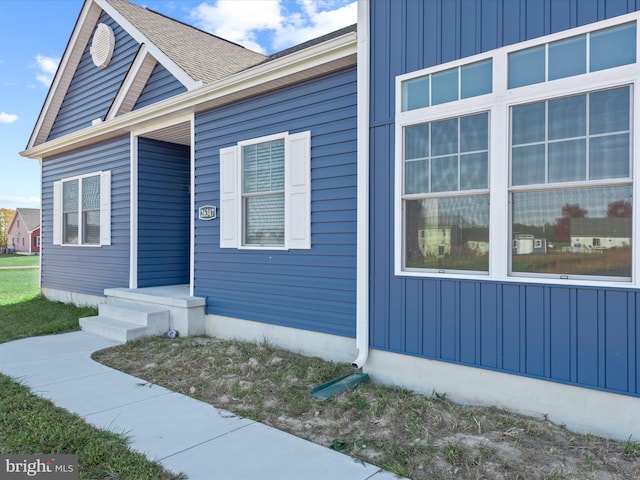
21, 30, 357, 160
27, 0, 202, 151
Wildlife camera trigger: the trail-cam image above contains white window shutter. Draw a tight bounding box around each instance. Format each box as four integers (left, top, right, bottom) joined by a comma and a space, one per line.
53, 180, 62, 245
100, 170, 111, 246
285, 131, 311, 249
220, 146, 239, 248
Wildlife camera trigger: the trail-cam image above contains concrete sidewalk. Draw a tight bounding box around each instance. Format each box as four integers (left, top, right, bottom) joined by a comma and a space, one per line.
0, 331, 401, 480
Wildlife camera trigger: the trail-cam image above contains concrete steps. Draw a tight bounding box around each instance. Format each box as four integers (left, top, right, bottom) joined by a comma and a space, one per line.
80, 301, 170, 343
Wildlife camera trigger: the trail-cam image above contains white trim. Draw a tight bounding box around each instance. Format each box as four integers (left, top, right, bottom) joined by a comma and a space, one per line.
353, 0, 370, 369
107, 45, 156, 120
52, 180, 62, 245
27, 2, 102, 149
94, 0, 200, 91
239, 131, 287, 249
189, 114, 196, 297
394, 14, 640, 287
55, 170, 110, 247
22, 30, 356, 160
365, 349, 640, 442
129, 134, 138, 288
130, 112, 194, 138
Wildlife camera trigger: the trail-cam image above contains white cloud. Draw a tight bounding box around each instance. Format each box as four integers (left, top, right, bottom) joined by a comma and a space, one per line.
191, 0, 282, 54
189, 0, 356, 54
0, 196, 41, 209
35, 55, 60, 86
0, 112, 18, 124
273, 1, 357, 50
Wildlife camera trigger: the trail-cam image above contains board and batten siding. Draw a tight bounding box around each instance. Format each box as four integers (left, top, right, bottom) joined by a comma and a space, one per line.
370, 0, 640, 397
137, 138, 190, 287
134, 63, 187, 110
48, 12, 139, 141
194, 67, 357, 338
41, 136, 131, 296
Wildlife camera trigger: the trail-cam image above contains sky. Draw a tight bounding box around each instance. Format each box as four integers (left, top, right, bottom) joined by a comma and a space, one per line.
0, 0, 357, 210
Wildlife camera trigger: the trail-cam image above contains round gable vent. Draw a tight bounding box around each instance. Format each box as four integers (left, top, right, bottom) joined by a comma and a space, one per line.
90, 23, 115, 69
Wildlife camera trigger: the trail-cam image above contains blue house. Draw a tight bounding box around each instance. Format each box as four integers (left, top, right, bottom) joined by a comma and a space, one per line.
22, 0, 639, 441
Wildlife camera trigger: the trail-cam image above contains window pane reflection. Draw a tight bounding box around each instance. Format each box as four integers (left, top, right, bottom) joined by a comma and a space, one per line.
405, 195, 489, 272
512, 186, 632, 278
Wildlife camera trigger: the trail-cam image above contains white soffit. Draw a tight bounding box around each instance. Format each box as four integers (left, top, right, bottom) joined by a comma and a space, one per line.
139, 121, 191, 145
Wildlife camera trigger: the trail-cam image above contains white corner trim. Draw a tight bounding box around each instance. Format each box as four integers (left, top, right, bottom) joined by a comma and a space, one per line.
129, 133, 138, 288
353, 0, 370, 369
365, 349, 640, 442
189, 113, 196, 297
94, 0, 200, 91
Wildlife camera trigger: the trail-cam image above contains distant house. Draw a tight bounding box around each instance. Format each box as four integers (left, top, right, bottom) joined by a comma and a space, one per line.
570, 218, 631, 251
7, 208, 41, 254
418, 225, 458, 257
512, 233, 547, 255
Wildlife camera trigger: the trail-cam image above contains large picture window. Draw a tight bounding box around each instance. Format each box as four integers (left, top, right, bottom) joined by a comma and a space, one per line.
396, 15, 637, 284
510, 87, 632, 279
53, 171, 111, 247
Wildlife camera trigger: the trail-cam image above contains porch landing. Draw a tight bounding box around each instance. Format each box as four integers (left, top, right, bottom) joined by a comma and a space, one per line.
80, 285, 206, 343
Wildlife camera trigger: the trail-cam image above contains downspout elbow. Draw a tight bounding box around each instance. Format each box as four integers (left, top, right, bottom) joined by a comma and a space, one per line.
352, 346, 368, 369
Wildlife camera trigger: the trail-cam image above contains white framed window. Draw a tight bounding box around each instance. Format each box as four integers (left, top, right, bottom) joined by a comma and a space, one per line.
396, 13, 639, 285
53, 171, 111, 246
219, 131, 311, 250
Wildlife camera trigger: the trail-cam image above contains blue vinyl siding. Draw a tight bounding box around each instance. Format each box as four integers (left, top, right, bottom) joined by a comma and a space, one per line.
134, 63, 187, 110
137, 138, 190, 287
41, 136, 130, 296
194, 67, 357, 338
370, 0, 640, 397
48, 12, 139, 140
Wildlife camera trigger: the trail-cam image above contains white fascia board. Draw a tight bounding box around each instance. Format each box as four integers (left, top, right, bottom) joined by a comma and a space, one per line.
94, 0, 201, 91
27, 1, 101, 149
21, 31, 357, 160
107, 44, 155, 120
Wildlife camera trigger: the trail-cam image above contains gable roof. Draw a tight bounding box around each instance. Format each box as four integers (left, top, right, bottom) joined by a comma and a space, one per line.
22, 1, 357, 160
27, 0, 265, 150
9, 208, 41, 233
103, 0, 265, 85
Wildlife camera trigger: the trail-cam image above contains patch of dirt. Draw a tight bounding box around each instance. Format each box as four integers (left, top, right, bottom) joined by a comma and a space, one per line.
93, 336, 640, 480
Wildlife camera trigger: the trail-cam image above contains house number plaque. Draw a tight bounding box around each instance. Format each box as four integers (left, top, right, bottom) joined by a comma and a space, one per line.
199, 205, 217, 220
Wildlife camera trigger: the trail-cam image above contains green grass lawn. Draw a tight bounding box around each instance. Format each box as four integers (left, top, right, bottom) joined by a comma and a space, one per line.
0, 254, 40, 267
0, 266, 183, 479
0, 269, 40, 306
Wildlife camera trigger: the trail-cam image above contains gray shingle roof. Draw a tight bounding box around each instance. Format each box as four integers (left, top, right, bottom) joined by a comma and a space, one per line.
17, 208, 40, 231
104, 0, 266, 85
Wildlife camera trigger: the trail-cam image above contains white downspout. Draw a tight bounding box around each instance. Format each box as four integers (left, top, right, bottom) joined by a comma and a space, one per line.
352, 0, 370, 369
